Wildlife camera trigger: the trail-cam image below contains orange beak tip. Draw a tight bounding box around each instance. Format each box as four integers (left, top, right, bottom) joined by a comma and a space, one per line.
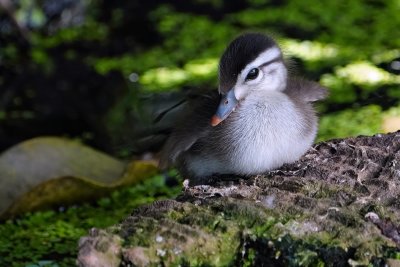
210, 115, 222, 127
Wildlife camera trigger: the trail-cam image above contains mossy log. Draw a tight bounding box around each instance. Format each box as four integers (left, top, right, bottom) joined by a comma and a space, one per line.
77, 132, 400, 267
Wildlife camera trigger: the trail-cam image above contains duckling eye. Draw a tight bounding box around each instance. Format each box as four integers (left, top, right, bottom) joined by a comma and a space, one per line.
245, 68, 259, 81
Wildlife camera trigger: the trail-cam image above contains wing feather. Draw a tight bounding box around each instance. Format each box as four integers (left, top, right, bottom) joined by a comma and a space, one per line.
159, 91, 219, 169
285, 77, 328, 102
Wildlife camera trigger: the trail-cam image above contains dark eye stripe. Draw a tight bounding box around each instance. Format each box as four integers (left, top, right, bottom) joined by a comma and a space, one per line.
259, 56, 282, 68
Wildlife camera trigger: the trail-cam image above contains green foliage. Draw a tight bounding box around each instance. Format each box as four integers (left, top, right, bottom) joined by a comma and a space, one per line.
81, 2, 400, 146
152, 6, 235, 61
232, 0, 400, 52
318, 105, 382, 141
91, 6, 235, 77
140, 58, 218, 92
30, 20, 109, 50
2, 1, 399, 143
0, 174, 181, 267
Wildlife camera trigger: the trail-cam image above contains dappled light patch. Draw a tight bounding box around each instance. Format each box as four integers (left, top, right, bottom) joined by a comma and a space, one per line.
137, 58, 219, 92
282, 39, 338, 62
334, 61, 400, 87
140, 67, 188, 92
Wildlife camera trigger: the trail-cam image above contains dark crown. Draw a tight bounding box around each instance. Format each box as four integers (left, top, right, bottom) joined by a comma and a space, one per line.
219, 33, 278, 93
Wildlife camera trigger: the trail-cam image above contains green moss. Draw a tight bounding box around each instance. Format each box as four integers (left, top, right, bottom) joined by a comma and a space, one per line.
242, 248, 256, 267
0, 174, 181, 266
120, 203, 241, 266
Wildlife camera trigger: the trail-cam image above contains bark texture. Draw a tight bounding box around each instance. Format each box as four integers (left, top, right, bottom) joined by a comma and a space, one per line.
77, 132, 400, 267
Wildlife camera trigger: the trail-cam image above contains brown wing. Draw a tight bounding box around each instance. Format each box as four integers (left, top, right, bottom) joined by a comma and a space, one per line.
158, 90, 220, 170
285, 77, 328, 102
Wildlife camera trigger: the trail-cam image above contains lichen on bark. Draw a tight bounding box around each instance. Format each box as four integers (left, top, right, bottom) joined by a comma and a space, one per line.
77, 132, 400, 267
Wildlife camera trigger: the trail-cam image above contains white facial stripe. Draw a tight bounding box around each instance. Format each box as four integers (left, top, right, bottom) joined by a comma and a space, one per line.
261, 61, 282, 73
233, 47, 285, 100
239, 47, 281, 81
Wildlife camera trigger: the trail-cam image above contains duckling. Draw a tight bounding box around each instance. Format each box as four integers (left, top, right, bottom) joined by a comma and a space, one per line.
159, 33, 328, 184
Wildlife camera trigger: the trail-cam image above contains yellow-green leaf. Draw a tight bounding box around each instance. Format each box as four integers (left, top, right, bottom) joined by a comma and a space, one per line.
0, 137, 158, 219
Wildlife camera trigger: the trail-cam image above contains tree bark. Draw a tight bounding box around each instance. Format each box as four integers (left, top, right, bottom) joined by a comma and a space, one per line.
77, 131, 400, 267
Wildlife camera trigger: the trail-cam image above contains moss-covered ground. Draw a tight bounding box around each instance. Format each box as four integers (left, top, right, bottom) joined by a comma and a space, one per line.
77, 133, 400, 266
0, 174, 181, 267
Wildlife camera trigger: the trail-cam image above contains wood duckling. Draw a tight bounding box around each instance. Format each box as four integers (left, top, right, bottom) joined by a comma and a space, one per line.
159, 33, 328, 184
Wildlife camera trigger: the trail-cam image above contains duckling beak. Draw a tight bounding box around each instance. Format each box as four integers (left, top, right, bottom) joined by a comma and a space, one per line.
211, 89, 238, 126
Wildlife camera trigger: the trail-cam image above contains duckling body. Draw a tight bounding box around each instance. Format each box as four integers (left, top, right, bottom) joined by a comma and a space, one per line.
159, 33, 327, 183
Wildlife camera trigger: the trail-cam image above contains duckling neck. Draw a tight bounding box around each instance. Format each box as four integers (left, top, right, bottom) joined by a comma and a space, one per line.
238, 90, 289, 115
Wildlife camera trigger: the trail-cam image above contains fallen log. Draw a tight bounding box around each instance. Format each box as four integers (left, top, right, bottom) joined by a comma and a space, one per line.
78, 132, 400, 266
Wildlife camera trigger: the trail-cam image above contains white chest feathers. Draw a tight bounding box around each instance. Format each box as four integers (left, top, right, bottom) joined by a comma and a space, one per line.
226, 91, 316, 174
186, 91, 317, 177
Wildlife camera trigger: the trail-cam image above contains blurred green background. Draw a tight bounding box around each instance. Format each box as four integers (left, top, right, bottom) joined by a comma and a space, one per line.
1, 0, 399, 157
0, 0, 399, 266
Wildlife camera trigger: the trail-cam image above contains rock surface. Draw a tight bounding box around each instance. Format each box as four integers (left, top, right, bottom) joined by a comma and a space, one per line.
77, 132, 400, 266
